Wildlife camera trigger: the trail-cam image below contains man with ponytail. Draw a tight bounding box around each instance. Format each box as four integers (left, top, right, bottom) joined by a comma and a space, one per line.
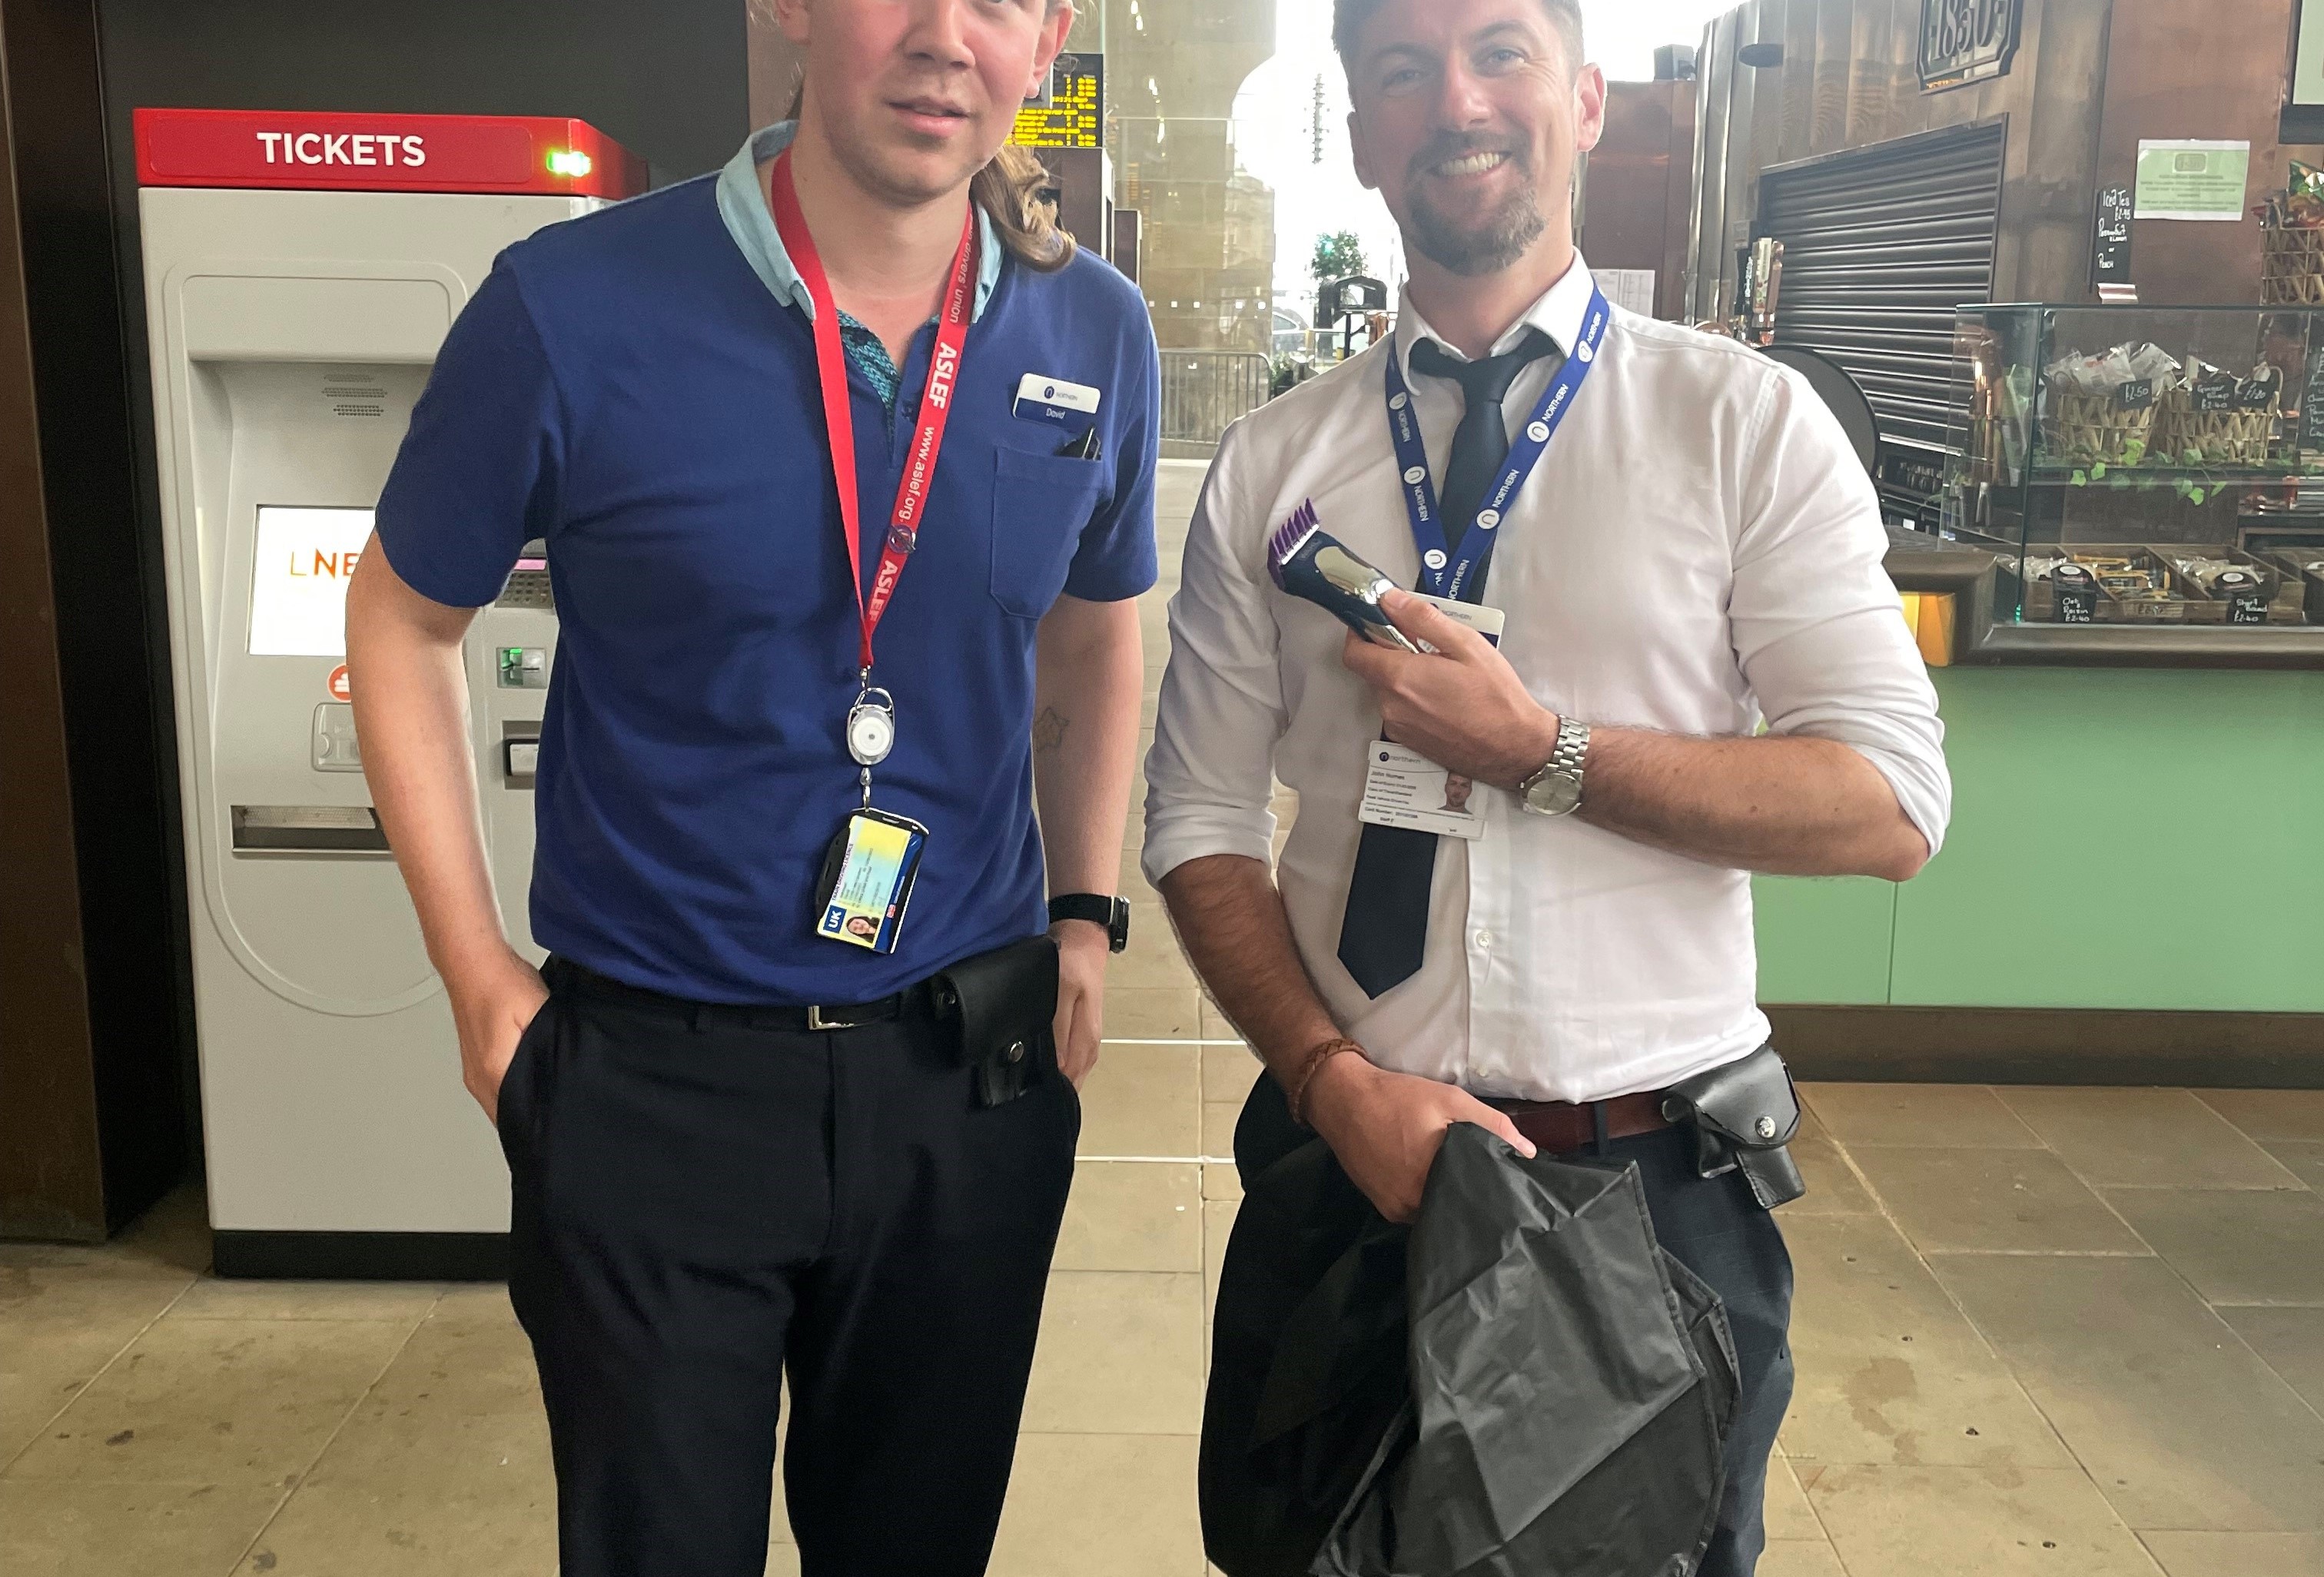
346, 0, 1158, 1572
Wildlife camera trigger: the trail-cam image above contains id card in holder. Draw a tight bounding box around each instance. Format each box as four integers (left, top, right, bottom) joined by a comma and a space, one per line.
1357, 741, 1487, 840
814, 808, 930, 953
1414, 594, 1505, 648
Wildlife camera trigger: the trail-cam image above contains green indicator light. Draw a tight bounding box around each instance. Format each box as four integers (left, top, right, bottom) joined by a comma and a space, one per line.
546, 149, 593, 178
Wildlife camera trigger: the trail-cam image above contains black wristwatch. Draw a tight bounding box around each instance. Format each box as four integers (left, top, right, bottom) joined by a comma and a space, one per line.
1048, 894, 1130, 953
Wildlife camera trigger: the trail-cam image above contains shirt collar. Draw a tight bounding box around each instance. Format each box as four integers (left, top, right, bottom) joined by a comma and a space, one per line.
1393, 250, 1596, 379
714, 120, 1003, 324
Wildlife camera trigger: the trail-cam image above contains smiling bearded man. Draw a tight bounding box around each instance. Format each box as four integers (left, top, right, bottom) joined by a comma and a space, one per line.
1144, 1, 1950, 1572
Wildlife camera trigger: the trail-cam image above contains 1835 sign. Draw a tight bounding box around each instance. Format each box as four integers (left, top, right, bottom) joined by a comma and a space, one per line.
1920, 0, 2024, 92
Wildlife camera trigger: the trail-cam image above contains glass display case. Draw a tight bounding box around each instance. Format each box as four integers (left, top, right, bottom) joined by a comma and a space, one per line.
1938, 304, 2324, 649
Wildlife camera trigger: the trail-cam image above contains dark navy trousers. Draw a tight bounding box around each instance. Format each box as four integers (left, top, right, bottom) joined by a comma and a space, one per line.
497, 958, 1081, 1577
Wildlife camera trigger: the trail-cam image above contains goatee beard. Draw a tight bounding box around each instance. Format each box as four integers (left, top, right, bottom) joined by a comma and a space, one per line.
1407, 184, 1547, 277
1403, 134, 1548, 277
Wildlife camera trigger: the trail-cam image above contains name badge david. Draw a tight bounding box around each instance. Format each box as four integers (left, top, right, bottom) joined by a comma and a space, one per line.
1013, 371, 1102, 428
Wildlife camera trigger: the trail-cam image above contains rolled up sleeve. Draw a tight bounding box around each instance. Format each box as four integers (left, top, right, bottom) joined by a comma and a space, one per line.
1728, 367, 1953, 858
1140, 429, 1290, 886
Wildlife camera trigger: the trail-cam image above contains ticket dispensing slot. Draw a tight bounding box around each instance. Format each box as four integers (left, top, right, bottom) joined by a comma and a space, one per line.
232, 804, 391, 853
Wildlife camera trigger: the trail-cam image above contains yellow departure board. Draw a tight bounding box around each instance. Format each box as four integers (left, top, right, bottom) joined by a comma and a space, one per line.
1012, 53, 1101, 149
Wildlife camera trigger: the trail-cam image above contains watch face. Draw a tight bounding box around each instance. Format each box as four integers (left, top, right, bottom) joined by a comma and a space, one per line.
1524, 769, 1582, 817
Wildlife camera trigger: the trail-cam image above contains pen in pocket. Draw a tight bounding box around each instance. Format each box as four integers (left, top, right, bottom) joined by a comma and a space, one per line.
1054, 426, 1102, 461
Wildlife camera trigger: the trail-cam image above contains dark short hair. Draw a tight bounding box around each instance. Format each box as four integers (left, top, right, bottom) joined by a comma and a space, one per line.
1333, 0, 1585, 75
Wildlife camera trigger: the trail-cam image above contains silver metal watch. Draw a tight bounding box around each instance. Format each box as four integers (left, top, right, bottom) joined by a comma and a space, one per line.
1517, 718, 1590, 817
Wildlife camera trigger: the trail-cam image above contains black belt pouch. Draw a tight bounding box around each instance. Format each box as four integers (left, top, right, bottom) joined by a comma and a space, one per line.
931, 935, 1060, 1108
1659, 1042, 1808, 1209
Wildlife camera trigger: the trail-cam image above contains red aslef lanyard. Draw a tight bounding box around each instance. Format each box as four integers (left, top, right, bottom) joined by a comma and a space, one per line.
768, 149, 977, 674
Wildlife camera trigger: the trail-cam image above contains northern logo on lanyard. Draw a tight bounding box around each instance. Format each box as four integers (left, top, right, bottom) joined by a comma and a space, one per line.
1383, 284, 1611, 603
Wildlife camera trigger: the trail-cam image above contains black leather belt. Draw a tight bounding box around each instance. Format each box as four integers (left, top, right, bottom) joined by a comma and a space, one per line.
543, 956, 939, 1032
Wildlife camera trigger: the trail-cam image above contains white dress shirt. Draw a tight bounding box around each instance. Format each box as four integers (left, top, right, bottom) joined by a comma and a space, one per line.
1141, 255, 1951, 1104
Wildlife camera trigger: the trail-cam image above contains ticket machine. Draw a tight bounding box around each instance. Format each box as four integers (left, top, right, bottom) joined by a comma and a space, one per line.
135, 109, 645, 1275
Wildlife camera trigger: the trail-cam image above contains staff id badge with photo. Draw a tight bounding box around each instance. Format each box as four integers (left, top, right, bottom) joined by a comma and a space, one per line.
1357, 741, 1488, 840
813, 808, 930, 952
1413, 595, 1505, 648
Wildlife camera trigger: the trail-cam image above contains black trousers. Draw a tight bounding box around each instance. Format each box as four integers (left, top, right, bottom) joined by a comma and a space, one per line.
498, 959, 1081, 1577
1574, 1124, 1796, 1577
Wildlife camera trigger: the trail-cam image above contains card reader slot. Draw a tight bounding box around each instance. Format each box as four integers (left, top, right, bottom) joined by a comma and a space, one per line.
232, 804, 391, 854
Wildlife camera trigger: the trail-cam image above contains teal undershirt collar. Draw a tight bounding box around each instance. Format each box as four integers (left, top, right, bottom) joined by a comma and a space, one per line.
715, 120, 1002, 430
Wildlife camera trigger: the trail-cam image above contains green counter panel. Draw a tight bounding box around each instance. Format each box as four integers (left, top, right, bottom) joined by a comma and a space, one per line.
1751, 876, 1896, 1004
1754, 667, 2324, 1014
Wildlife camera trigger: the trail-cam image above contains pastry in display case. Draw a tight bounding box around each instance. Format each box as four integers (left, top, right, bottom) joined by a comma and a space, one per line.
1937, 303, 2324, 646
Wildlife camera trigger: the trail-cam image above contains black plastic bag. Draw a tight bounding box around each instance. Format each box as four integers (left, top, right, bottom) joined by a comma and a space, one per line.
1204, 1087, 1738, 1577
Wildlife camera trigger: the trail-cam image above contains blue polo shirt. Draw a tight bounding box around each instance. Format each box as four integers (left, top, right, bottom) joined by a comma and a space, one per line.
374, 124, 1160, 1004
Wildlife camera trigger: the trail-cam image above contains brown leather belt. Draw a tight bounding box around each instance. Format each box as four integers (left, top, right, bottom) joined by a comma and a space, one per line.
1495, 1091, 1672, 1155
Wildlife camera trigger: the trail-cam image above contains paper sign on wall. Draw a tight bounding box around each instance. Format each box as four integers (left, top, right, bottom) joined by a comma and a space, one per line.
2133, 141, 2250, 222
1595, 268, 1659, 318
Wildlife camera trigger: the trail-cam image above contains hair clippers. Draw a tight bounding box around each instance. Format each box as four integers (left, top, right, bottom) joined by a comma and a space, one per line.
1265, 499, 1420, 653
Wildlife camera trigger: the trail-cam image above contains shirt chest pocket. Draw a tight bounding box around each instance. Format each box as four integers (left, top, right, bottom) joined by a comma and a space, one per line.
990, 448, 1106, 619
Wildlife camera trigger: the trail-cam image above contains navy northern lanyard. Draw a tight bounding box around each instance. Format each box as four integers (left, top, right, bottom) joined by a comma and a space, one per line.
1383, 284, 1611, 602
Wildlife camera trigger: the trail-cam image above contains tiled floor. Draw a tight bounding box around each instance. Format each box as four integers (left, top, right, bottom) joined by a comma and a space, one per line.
7, 462, 2321, 1575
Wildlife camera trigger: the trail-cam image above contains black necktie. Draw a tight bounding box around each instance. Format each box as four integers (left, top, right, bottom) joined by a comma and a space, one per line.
1335, 330, 1562, 1001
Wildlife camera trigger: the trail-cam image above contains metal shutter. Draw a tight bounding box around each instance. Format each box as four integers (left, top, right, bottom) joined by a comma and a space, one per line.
1757, 122, 2005, 523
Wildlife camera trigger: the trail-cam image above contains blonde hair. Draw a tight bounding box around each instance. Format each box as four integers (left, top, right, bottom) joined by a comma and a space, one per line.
782, 82, 1074, 273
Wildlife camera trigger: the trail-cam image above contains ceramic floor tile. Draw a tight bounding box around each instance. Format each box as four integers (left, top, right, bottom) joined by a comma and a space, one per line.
166, 1279, 447, 1322
1021, 1272, 1204, 1435
1786, 1134, 1877, 1216
1111, 921, 1200, 991
1199, 1003, 1247, 1046
1053, 1163, 1204, 1273
295, 1291, 550, 1500
0, 1264, 197, 1461
1781, 1217, 2071, 1469
1202, 1101, 1240, 1160
1998, 1088, 2304, 1190
2217, 1306, 2324, 1412
2, 1371, 105, 1466
1803, 1084, 2042, 1148
1201, 1042, 1261, 1104
5, 1315, 414, 1486
1203, 1161, 1243, 1203
1762, 1454, 1825, 1542
2194, 1091, 2324, 1144
1077, 1043, 1201, 1157
0, 1478, 286, 1577
1848, 1147, 2146, 1255
1927, 1253, 2324, 1531
2263, 1141, 2324, 1188
991, 1433, 1204, 1577
235, 1476, 557, 1575
1102, 989, 1204, 1041
1808, 1464, 2163, 1576
2137, 1532, 2324, 1577
2100, 1187, 2324, 1305
1758, 1540, 1850, 1577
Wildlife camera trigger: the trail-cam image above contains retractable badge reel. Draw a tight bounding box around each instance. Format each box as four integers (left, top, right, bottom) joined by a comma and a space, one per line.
847, 680, 896, 788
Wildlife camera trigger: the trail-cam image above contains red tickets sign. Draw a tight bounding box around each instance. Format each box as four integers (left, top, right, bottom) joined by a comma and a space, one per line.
133, 108, 647, 198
